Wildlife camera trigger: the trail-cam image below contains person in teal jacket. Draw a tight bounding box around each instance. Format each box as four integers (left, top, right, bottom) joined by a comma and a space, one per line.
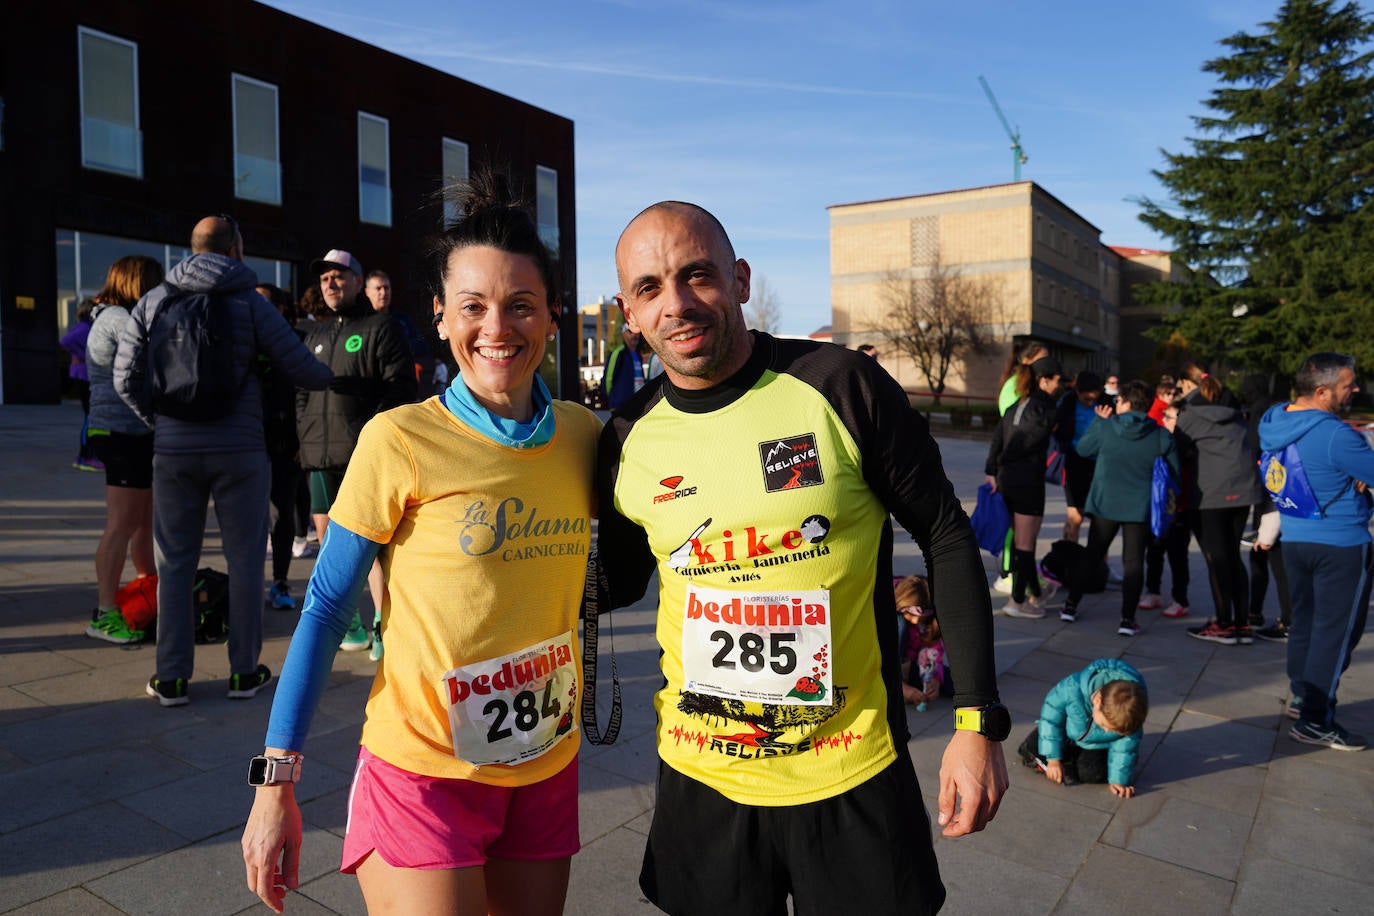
1017, 658, 1148, 797
1062, 380, 1178, 635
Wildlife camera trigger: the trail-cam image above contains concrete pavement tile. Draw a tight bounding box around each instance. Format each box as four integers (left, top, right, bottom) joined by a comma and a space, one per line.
992, 631, 1042, 676
0, 745, 197, 833
0, 696, 206, 764
930, 840, 1069, 916
1270, 725, 1374, 775
565, 827, 657, 916
311, 673, 373, 725
300, 786, 350, 838
146, 702, 286, 770
1101, 793, 1252, 880
995, 671, 1059, 722
295, 722, 365, 776
1248, 795, 1374, 885
1261, 746, 1374, 823
1184, 678, 1292, 726
1124, 626, 1217, 661
1162, 710, 1276, 768
2, 887, 124, 915
1006, 650, 1092, 687
1118, 655, 1206, 699
1134, 742, 1266, 818
580, 729, 659, 784
0, 802, 184, 912
1003, 756, 1125, 814
938, 778, 1111, 878
1231, 853, 1374, 914
1054, 844, 1234, 915
0, 647, 89, 688
231, 886, 340, 915
579, 759, 657, 845
85, 825, 343, 916
11, 654, 159, 707
0, 685, 49, 728
624, 809, 654, 836
290, 868, 366, 916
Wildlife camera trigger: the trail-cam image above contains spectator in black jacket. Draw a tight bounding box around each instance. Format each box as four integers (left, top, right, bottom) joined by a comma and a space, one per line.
1055, 371, 1104, 543
297, 249, 417, 654
986, 356, 1063, 618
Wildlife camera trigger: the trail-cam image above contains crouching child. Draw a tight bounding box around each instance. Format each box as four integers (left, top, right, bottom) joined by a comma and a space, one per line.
1017, 658, 1148, 798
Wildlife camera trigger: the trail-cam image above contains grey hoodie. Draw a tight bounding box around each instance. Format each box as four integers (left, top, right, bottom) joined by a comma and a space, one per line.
114, 253, 332, 455
1175, 403, 1266, 511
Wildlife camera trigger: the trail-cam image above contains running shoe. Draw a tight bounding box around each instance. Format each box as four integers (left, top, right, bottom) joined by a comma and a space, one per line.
992, 573, 1013, 595
1289, 719, 1367, 751
146, 675, 189, 707
85, 608, 145, 645
1286, 695, 1303, 720
1060, 604, 1078, 623
368, 610, 384, 662
340, 612, 372, 651
73, 458, 105, 472
1188, 621, 1238, 645
227, 665, 274, 699
267, 580, 296, 611
1137, 592, 1163, 610
1118, 618, 1141, 637
1001, 597, 1046, 619
1161, 602, 1190, 618
1256, 622, 1289, 642
291, 537, 317, 559
1235, 625, 1254, 645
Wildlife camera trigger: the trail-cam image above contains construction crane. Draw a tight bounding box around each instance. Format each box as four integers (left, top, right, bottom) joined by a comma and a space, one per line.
977, 75, 1028, 181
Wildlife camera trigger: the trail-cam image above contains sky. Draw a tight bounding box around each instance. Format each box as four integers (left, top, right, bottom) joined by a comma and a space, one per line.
262, 0, 1301, 336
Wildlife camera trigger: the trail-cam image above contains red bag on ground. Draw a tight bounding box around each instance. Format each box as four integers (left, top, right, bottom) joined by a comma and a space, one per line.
117, 575, 158, 630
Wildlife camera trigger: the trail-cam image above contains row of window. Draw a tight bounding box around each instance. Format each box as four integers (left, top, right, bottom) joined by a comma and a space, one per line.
76, 26, 560, 251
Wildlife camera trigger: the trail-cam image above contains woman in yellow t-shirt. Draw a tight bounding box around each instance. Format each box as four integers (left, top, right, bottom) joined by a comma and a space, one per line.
243, 174, 600, 915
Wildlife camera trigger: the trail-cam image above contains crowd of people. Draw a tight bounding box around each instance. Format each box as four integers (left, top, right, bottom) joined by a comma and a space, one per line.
65, 177, 1370, 914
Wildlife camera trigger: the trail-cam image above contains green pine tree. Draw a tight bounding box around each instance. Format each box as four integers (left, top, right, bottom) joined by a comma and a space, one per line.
1137, 0, 1374, 378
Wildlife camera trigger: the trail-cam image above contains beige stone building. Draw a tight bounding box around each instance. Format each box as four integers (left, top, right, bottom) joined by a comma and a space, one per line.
830, 181, 1172, 402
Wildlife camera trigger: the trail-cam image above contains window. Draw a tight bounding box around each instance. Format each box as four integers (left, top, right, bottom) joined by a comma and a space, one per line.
358, 112, 391, 225
536, 165, 559, 253
232, 74, 281, 204
78, 27, 141, 177
441, 138, 469, 226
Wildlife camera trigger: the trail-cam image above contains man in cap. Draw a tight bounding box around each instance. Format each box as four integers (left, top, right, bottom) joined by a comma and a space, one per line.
297, 249, 416, 653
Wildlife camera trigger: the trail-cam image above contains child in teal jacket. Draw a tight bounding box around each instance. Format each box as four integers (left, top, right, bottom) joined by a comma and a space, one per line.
1017, 658, 1148, 797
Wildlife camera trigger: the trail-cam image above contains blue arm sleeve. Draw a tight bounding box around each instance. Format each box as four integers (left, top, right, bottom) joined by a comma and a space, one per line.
263, 521, 382, 750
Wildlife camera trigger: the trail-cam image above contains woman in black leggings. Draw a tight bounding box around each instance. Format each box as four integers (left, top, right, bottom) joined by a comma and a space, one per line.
1169, 377, 1267, 645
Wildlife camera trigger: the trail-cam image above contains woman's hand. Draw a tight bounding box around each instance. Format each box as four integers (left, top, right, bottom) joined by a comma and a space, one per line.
985, 475, 998, 493
1094, 404, 1114, 420
242, 784, 303, 913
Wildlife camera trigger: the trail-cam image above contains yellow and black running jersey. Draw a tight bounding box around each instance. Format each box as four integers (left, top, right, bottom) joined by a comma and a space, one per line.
598, 332, 998, 806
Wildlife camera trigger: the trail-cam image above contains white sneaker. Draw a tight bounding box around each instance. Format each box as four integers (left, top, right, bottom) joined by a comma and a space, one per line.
1138, 592, 1163, 610
993, 574, 1013, 595
1162, 602, 1190, 619
291, 537, 317, 559
1036, 581, 1060, 605
1001, 597, 1046, 619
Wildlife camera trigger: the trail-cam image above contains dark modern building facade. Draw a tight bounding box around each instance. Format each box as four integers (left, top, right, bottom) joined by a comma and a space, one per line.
1, 0, 577, 403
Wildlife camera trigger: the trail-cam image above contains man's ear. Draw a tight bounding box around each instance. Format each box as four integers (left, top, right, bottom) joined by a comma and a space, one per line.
616, 295, 641, 334
734, 258, 752, 305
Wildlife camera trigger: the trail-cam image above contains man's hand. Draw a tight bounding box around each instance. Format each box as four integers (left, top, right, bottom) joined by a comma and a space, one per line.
1109, 783, 1136, 799
1094, 403, 1114, 420
984, 475, 998, 493
1044, 759, 1064, 784
937, 730, 1008, 837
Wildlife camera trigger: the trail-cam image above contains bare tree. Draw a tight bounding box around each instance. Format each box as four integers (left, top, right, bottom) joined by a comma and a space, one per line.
870, 263, 1002, 406
745, 275, 782, 333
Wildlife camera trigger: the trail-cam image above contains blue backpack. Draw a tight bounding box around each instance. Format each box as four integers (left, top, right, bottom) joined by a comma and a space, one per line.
1260, 443, 1347, 519
1149, 456, 1178, 539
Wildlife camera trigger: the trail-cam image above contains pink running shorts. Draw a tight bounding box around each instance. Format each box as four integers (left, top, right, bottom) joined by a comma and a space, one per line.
341, 746, 580, 873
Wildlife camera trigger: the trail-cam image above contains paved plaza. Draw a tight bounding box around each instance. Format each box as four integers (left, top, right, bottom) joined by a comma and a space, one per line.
1, 403, 1371, 915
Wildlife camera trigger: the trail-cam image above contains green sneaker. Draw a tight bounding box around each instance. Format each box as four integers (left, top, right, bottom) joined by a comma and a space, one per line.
368, 610, 384, 662
340, 612, 372, 652
85, 608, 146, 645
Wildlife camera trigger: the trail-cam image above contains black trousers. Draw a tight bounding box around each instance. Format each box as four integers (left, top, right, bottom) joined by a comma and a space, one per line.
1070, 516, 1148, 620
1018, 727, 1109, 784
1145, 511, 1194, 604
267, 454, 302, 583
1196, 506, 1250, 628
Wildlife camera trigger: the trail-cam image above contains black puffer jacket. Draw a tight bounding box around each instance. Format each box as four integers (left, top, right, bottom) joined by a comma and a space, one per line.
985, 389, 1057, 492
296, 296, 417, 470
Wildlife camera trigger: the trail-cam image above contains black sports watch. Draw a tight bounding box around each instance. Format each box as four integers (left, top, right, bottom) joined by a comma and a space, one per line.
248, 754, 303, 786
954, 703, 1012, 742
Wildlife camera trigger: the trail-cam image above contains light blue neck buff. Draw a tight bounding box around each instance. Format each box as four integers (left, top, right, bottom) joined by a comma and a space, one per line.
442, 371, 555, 449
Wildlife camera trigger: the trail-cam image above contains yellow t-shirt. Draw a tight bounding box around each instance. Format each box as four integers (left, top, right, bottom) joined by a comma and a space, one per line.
330, 397, 600, 785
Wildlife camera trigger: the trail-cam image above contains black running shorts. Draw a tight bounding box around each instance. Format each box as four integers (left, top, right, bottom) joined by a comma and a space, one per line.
639, 753, 945, 916
90, 431, 153, 489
